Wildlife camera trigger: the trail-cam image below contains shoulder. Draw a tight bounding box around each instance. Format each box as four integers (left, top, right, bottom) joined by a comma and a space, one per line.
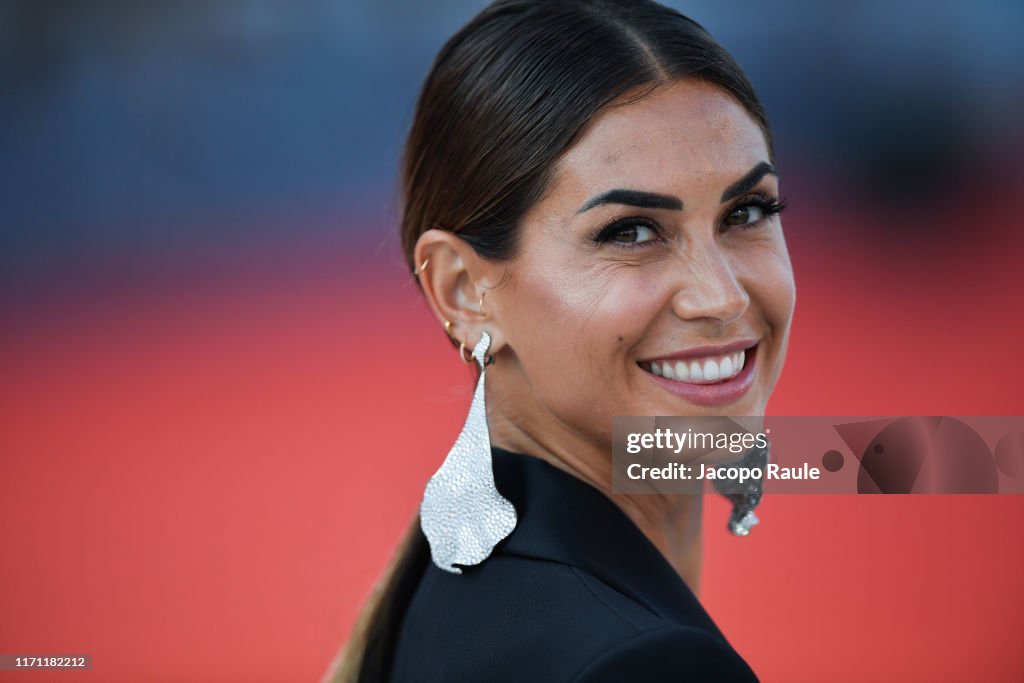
412, 552, 669, 636
570, 624, 759, 682
397, 552, 660, 645
391, 554, 756, 683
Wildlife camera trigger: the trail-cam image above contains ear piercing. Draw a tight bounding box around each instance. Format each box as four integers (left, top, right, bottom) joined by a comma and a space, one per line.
459, 339, 475, 364
418, 261, 491, 364
413, 257, 430, 277
420, 330, 517, 574
445, 318, 494, 366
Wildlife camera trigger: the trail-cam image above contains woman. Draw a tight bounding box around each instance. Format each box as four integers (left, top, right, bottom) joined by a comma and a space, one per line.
330, 0, 794, 680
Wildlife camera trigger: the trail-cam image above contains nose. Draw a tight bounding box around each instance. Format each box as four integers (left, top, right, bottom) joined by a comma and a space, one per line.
670, 242, 749, 325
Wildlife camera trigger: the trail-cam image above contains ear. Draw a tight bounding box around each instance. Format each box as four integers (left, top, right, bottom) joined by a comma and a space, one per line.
414, 229, 508, 356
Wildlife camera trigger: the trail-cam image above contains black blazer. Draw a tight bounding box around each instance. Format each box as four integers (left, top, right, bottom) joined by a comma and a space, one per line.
388, 447, 759, 682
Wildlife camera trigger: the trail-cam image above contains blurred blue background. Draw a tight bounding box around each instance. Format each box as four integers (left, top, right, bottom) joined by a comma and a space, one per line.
3, 0, 1023, 291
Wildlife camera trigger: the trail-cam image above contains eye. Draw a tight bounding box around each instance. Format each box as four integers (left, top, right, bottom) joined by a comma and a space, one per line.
594, 218, 662, 247
612, 223, 658, 244
724, 204, 764, 227
721, 195, 787, 230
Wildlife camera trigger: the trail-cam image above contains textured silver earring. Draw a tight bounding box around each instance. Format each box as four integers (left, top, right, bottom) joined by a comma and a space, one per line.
713, 441, 769, 536
420, 331, 517, 574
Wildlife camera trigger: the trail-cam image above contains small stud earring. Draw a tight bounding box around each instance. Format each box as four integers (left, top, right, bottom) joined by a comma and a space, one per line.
479, 292, 487, 317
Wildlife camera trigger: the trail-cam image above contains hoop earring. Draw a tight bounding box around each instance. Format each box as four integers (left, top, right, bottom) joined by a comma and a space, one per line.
459, 339, 494, 364
413, 257, 429, 277
420, 331, 517, 574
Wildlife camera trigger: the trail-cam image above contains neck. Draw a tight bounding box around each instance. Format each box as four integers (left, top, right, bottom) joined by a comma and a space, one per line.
488, 404, 705, 594
615, 487, 704, 595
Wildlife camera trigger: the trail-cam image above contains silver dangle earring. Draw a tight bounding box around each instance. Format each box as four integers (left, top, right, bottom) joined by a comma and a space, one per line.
713, 440, 770, 536
420, 330, 517, 574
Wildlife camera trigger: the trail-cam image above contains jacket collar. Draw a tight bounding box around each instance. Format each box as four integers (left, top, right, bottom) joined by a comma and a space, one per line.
490, 447, 727, 638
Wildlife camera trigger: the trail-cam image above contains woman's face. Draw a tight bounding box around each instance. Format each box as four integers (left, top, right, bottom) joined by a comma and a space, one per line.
489, 78, 795, 447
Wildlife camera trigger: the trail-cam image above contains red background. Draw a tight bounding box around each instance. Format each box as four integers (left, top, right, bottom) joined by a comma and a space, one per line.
3, 182, 1023, 681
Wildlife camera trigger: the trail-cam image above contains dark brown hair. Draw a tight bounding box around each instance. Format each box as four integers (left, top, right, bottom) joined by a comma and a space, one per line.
399, 0, 771, 272
329, 2, 771, 681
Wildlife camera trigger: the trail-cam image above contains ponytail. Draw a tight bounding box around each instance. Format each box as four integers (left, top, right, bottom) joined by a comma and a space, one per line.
322, 516, 429, 683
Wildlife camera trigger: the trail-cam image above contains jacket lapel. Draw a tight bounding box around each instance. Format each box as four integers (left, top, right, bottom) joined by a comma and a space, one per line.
490, 447, 728, 639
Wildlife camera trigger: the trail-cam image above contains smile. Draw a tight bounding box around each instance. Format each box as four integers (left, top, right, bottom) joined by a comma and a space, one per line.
638, 342, 759, 406
640, 349, 745, 384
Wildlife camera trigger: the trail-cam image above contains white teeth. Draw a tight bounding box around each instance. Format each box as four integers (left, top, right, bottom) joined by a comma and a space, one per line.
644, 347, 751, 383
674, 361, 690, 381
703, 359, 720, 381
689, 361, 703, 381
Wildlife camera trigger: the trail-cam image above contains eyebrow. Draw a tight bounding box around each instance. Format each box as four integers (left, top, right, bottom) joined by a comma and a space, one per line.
575, 161, 779, 215
720, 161, 778, 202
576, 189, 683, 214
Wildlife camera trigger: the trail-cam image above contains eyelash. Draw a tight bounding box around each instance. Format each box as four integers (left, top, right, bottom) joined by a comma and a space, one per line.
591, 193, 788, 249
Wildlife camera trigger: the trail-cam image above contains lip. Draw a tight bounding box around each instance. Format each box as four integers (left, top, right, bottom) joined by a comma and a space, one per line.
639, 338, 758, 363
640, 343, 759, 406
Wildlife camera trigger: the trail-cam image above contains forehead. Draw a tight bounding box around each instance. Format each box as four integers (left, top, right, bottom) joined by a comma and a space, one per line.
550, 79, 770, 201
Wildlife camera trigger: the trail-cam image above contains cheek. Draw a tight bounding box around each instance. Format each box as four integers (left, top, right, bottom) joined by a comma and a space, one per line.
736, 235, 796, 337
503, 262, 663, 395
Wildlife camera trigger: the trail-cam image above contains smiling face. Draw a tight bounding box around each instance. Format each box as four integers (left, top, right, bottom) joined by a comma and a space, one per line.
484, 78, 796, 451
